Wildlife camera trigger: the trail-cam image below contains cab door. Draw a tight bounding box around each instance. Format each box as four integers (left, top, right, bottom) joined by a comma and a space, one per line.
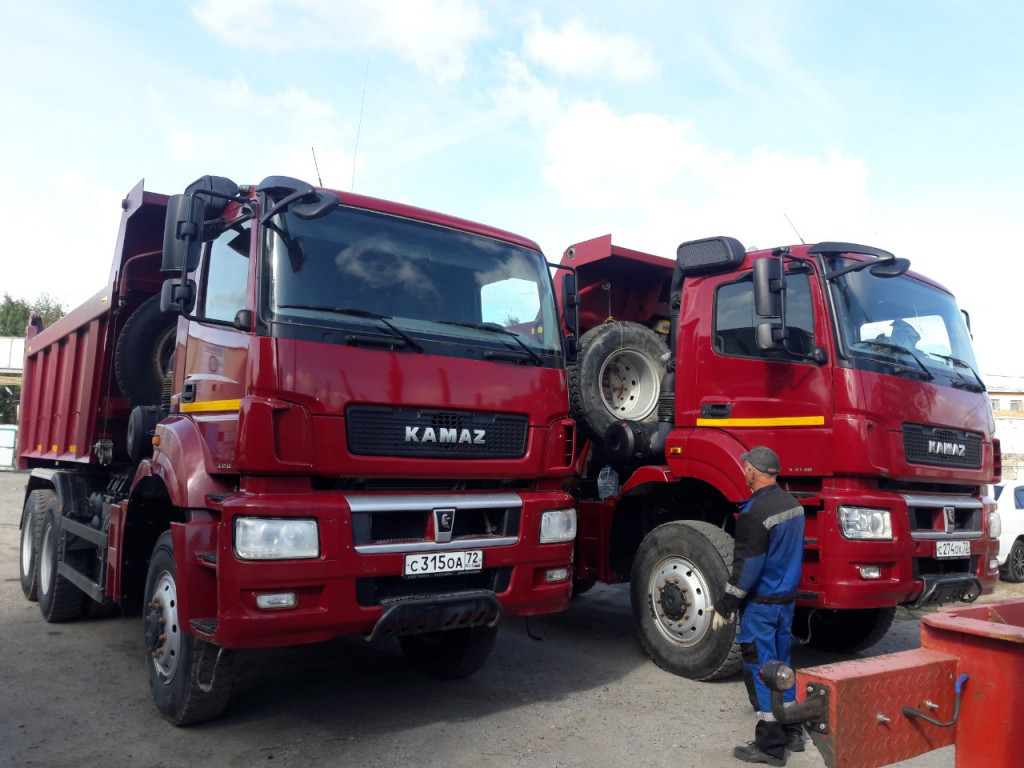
178, 218, 253, 471
689, 264, 833, 477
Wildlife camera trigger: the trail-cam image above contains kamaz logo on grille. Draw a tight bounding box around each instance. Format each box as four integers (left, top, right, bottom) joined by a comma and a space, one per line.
927, 440, 967, 457
405, 427, 486, 445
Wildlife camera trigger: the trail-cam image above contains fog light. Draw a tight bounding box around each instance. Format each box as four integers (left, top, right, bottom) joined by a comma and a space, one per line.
256, 592, 297, 610
859, 566, 881, 579
545, 567, 569, 583
990, 558, 999, 572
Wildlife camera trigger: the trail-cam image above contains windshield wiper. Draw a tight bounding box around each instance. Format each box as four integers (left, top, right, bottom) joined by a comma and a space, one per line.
276, 305, 423, 352
850, 340, 934, 381
927, 353, 986, 392
437, 321, 543, 365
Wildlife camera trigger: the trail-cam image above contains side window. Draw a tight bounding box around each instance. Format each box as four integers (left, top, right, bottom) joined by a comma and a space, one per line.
201, 221, 251, 323
714, 272, 814, 361
1014, 486, 1024, 510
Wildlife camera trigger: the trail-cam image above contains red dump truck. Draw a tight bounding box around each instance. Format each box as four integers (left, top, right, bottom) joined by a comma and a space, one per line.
16, 175, 578, 724
561, 234, 1000, 680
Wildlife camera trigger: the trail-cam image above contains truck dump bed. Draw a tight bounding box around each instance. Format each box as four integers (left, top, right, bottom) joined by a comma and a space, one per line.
17, 181, 169, 468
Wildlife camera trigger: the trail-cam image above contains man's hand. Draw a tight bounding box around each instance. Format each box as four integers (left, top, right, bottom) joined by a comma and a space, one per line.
708, 605, 733, 633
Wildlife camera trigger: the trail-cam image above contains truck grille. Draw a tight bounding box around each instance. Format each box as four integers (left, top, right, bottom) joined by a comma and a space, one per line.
904, 493, 983, 535
346, 405, 528, 459
347, 493, 522, 548
902, 424, 982, 469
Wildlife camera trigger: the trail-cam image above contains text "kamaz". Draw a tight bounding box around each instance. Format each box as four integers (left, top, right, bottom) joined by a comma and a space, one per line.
405, 427, 486, 444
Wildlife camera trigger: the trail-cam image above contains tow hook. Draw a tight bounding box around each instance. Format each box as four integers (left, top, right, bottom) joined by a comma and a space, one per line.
761, 660, 830, 732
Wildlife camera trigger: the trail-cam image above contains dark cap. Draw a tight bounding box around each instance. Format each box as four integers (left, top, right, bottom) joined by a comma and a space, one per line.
740, 445, 780, 475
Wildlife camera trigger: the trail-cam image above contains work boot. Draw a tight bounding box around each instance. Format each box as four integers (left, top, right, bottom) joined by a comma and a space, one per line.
785, 727, 805, 753
733, 741, 786, 766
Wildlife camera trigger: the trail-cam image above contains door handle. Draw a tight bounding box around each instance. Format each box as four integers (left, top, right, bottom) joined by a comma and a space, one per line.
701, 403, 731, 418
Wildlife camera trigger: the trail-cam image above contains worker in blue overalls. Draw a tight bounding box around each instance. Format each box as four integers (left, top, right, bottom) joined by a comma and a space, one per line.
710, 445, 806, 766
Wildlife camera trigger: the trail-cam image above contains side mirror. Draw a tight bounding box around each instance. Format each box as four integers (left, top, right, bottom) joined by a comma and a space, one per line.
756, 322, 785, 351
160, 278, 197, 314
754, 257, 783, 318
561, 271, 579, 335
162, 194, 205, 273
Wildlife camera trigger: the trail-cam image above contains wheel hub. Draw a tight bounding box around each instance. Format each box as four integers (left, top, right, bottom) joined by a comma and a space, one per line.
649, 555, 713, 646
146, 571, 180, 681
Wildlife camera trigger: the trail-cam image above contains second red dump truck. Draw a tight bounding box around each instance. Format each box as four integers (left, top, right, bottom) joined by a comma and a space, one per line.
561, 234, 1000, 680
16, 175, 578, 724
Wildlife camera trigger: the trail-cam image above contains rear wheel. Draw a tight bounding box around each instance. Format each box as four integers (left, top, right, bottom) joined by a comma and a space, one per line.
1000, 540, 1024, 583
399, 625, 498, 679
796, 607, 897, 654
20, 490, 52, 601
145, 531, 235, 725
37, 494, 86, 623
630, 521, 742, 680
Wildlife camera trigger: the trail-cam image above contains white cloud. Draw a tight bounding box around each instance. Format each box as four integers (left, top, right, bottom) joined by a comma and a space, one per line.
190, 0, 489, 82
524, 17, 660, 82
536, 100, 870, 255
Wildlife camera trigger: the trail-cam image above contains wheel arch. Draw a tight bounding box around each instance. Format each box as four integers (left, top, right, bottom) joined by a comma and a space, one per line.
607, 476, 737, 580
120, 475, 188, 613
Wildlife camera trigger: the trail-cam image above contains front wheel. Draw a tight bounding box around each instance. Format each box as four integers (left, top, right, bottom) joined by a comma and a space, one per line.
630, 521, 742, 680
399, 625, 498, 680
145, 531, 235, 725
1000, 540, 1024, 583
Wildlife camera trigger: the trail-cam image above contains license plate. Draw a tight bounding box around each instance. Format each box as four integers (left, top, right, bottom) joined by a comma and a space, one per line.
935, 540, 971, 559
404, 550, 483, 577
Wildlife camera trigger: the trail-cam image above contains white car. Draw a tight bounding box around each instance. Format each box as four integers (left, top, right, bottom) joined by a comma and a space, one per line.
994, 481, 1024, 582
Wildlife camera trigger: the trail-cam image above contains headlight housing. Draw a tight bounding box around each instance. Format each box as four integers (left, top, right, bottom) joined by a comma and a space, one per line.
540, 508, 577, 543
234, 517, 320, 560
989, 509, 1002, 539
838, 506, 892, 540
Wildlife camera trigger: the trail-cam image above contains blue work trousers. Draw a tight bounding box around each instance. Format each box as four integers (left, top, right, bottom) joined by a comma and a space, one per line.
736, 600, 796, 713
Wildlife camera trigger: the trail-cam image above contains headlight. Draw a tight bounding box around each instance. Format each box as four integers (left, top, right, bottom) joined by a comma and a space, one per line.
234, 517, 320, 560
838, 506, 892, 540
540, 508, 577, 543
989, 510, 1002, 539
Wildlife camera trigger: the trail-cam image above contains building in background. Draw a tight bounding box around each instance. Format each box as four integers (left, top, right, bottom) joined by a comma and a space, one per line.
988, 375, 1024, 481
0, 336, 24, 469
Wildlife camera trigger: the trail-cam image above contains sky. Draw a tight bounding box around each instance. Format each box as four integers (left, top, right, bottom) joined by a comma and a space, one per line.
2, 0, 1023, 379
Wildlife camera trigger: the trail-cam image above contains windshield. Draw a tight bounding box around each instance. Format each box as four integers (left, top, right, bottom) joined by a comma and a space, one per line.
826, 256, 983, 390
263, 204, 562, 355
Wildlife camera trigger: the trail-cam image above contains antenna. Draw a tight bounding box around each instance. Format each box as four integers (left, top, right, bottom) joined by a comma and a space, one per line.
311, 146, 323, 187
784, 213, 806, 245
352, 61, 369, 191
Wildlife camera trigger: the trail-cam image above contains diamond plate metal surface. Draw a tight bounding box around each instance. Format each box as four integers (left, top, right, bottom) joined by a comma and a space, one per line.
797, 649, 959, 768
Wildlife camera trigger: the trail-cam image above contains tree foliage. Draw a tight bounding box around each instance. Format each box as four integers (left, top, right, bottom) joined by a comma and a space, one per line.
0, 293, 66, 336
1, 293, 67, 424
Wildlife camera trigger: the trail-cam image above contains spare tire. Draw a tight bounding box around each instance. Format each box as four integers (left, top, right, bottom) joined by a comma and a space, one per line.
115, 294, 177, 407
569, 321, 667, 440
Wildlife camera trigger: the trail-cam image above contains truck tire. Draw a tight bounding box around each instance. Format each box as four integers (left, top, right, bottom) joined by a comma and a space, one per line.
145, 531, 236, 725
115, 294, 177, 407
796, 607, 897, 654
399, 624, 498, 680
1000, 539, 1024, 582
37, 493, 86, 623
20, 489, 52, 601
630, 521, 742, 680
569, 321, 666, 440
